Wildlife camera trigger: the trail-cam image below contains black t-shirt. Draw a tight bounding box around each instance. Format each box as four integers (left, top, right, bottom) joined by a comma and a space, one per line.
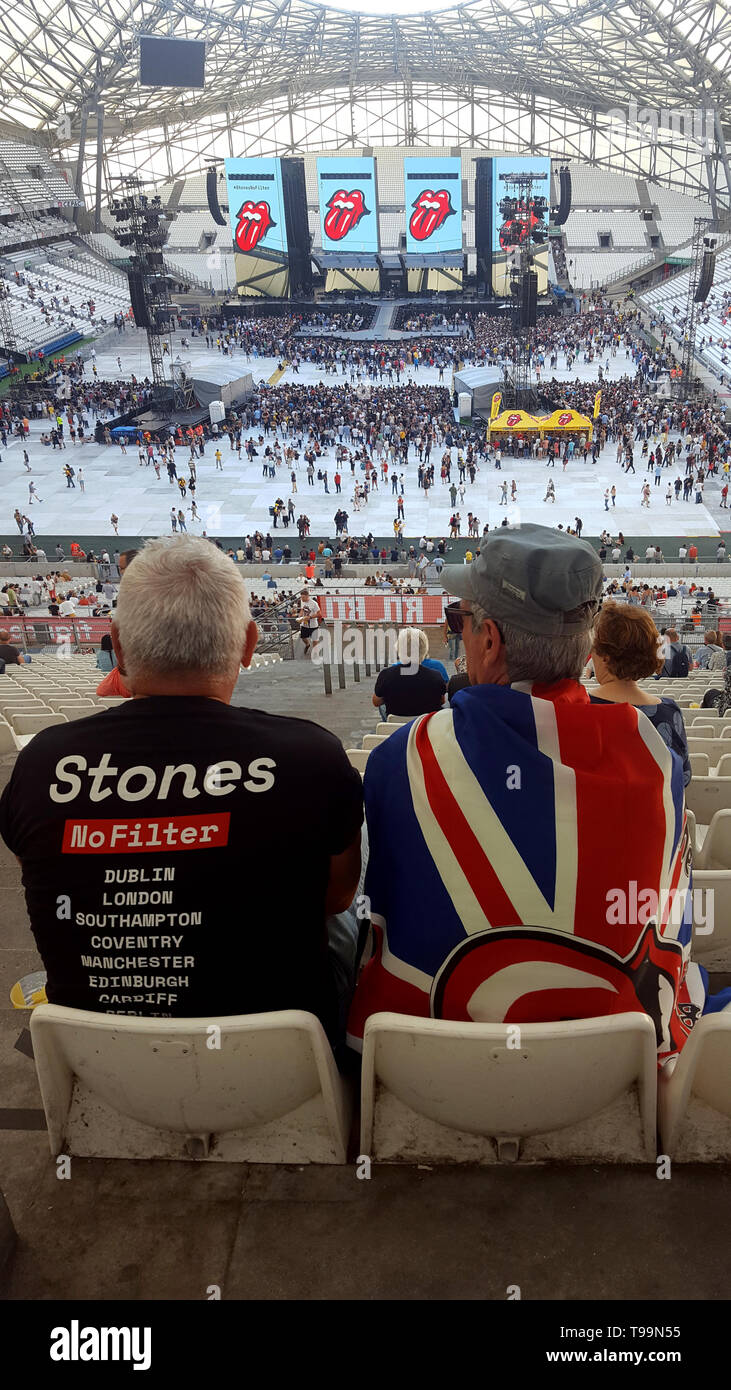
0, 643, 20, 665
0, 697, 363, 1038
374, 663, 446, 716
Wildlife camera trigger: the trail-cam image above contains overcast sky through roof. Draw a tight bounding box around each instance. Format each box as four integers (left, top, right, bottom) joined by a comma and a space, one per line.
315, 0, 452, 13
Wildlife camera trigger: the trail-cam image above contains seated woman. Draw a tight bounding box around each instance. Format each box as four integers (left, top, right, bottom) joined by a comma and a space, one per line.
588, 602, 691, 787
95, 632, 131, 698
372, 627, 446, 720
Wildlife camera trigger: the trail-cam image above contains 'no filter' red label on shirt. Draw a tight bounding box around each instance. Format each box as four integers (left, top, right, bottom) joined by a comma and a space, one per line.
62, 814, 231, 854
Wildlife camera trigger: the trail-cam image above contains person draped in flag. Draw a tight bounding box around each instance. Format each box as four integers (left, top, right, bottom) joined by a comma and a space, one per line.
347, 524, 730, 1067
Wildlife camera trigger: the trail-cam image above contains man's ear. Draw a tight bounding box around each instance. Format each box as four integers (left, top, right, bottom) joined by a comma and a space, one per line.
241, 621, 259, 670
110, 622, 125, 674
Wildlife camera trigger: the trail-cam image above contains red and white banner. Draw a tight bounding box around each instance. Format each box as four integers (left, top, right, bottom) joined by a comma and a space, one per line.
4, 616, 112, 647
316, 595, 447, 624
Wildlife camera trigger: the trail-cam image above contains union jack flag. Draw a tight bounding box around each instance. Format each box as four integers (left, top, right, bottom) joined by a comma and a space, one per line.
347, 679, 707, 1066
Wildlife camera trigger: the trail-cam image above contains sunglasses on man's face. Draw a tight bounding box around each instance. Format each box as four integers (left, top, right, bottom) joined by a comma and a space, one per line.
445, 600, 474, 634
445, 601, 504, 640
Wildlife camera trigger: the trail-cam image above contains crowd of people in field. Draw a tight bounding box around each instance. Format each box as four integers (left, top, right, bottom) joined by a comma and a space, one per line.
5, 296, 731, 547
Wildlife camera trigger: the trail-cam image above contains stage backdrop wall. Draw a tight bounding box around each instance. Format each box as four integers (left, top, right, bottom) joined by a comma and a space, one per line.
225, 156, 290, 297
317, 156, 379, 255
491, 155, 550, 297
404, 156, 463, 254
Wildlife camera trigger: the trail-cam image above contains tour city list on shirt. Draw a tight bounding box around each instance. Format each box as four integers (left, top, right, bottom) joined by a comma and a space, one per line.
0, 698, 363, 1024
53, 751, 271, 1013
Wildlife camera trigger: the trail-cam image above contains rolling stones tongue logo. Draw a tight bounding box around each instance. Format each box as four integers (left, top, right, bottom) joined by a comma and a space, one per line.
323, 189, 368, 241
430, 923, 694, 1055
235, 200, 275, 253
409, 188, 455, 242
505, 412, 522, 427
557, 411, 573, 426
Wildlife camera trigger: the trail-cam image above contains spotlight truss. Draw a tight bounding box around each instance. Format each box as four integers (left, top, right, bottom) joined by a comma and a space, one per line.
114, 176, 192, 412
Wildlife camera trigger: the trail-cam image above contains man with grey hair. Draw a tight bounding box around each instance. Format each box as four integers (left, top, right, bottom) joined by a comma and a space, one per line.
347, 523, 704, 1070
0, 536, 363, 1045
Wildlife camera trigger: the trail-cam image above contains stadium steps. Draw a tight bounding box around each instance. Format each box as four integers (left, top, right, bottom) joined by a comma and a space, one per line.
371, 302, 396, 332
167, 179, 186, 210
162, 253, 211, 294
231, 655, 385, 750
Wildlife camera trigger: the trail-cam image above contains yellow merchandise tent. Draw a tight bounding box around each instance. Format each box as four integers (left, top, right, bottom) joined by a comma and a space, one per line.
488, 408, 543, 438
538, 408, 594, 441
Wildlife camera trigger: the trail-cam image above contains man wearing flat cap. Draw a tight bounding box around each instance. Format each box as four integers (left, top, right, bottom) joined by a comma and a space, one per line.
348, 524, 708, 1069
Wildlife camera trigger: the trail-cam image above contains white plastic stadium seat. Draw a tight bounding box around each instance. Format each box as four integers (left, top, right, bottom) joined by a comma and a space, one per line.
695, 810, 731, 869
715, 754, 731, 779
10, 711, 68, 735
360, 1012, 658, 1164
689, 753, 710, 777
685, 776, 731, 825
362, 734, 389, 750
691, 870, 731, 969
687, 739, 725, 759
346, 748, 369, 775
658, 1015, 731, 1160
375, 723, 399, 737
686, 808, 698, 859
30, 1006, 351, 1163
0, 720, 15, 753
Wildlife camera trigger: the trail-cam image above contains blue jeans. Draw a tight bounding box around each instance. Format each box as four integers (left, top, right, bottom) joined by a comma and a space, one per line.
326, 824, 369, 1059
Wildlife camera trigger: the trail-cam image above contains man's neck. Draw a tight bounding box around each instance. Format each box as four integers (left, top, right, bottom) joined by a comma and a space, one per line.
130, 679, 234, 703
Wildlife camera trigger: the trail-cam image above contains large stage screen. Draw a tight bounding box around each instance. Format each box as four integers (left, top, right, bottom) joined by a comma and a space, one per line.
490, 155, 550, 298
404, 156, 462, 254
317, 156, 379, 255
224, 157, 289, 256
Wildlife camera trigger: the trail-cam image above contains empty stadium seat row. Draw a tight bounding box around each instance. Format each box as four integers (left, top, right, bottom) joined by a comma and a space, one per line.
0, 703, 125, 749
29, 1004, 731, 1165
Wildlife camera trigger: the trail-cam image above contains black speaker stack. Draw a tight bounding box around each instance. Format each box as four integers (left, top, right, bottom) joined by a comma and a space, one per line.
474, 158, 493, 293
519, 270, 538, 328
280, 158, 313, 297
206, 166, 228, 227
552, 166, 572, 227
694, 235, 717, 303
127, 270, 150, 329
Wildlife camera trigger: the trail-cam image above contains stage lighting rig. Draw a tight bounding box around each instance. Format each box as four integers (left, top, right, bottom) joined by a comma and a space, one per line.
112, 175, 189, 412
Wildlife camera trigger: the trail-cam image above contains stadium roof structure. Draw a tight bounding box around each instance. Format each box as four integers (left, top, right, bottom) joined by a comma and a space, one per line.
2, 0, 731, 203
